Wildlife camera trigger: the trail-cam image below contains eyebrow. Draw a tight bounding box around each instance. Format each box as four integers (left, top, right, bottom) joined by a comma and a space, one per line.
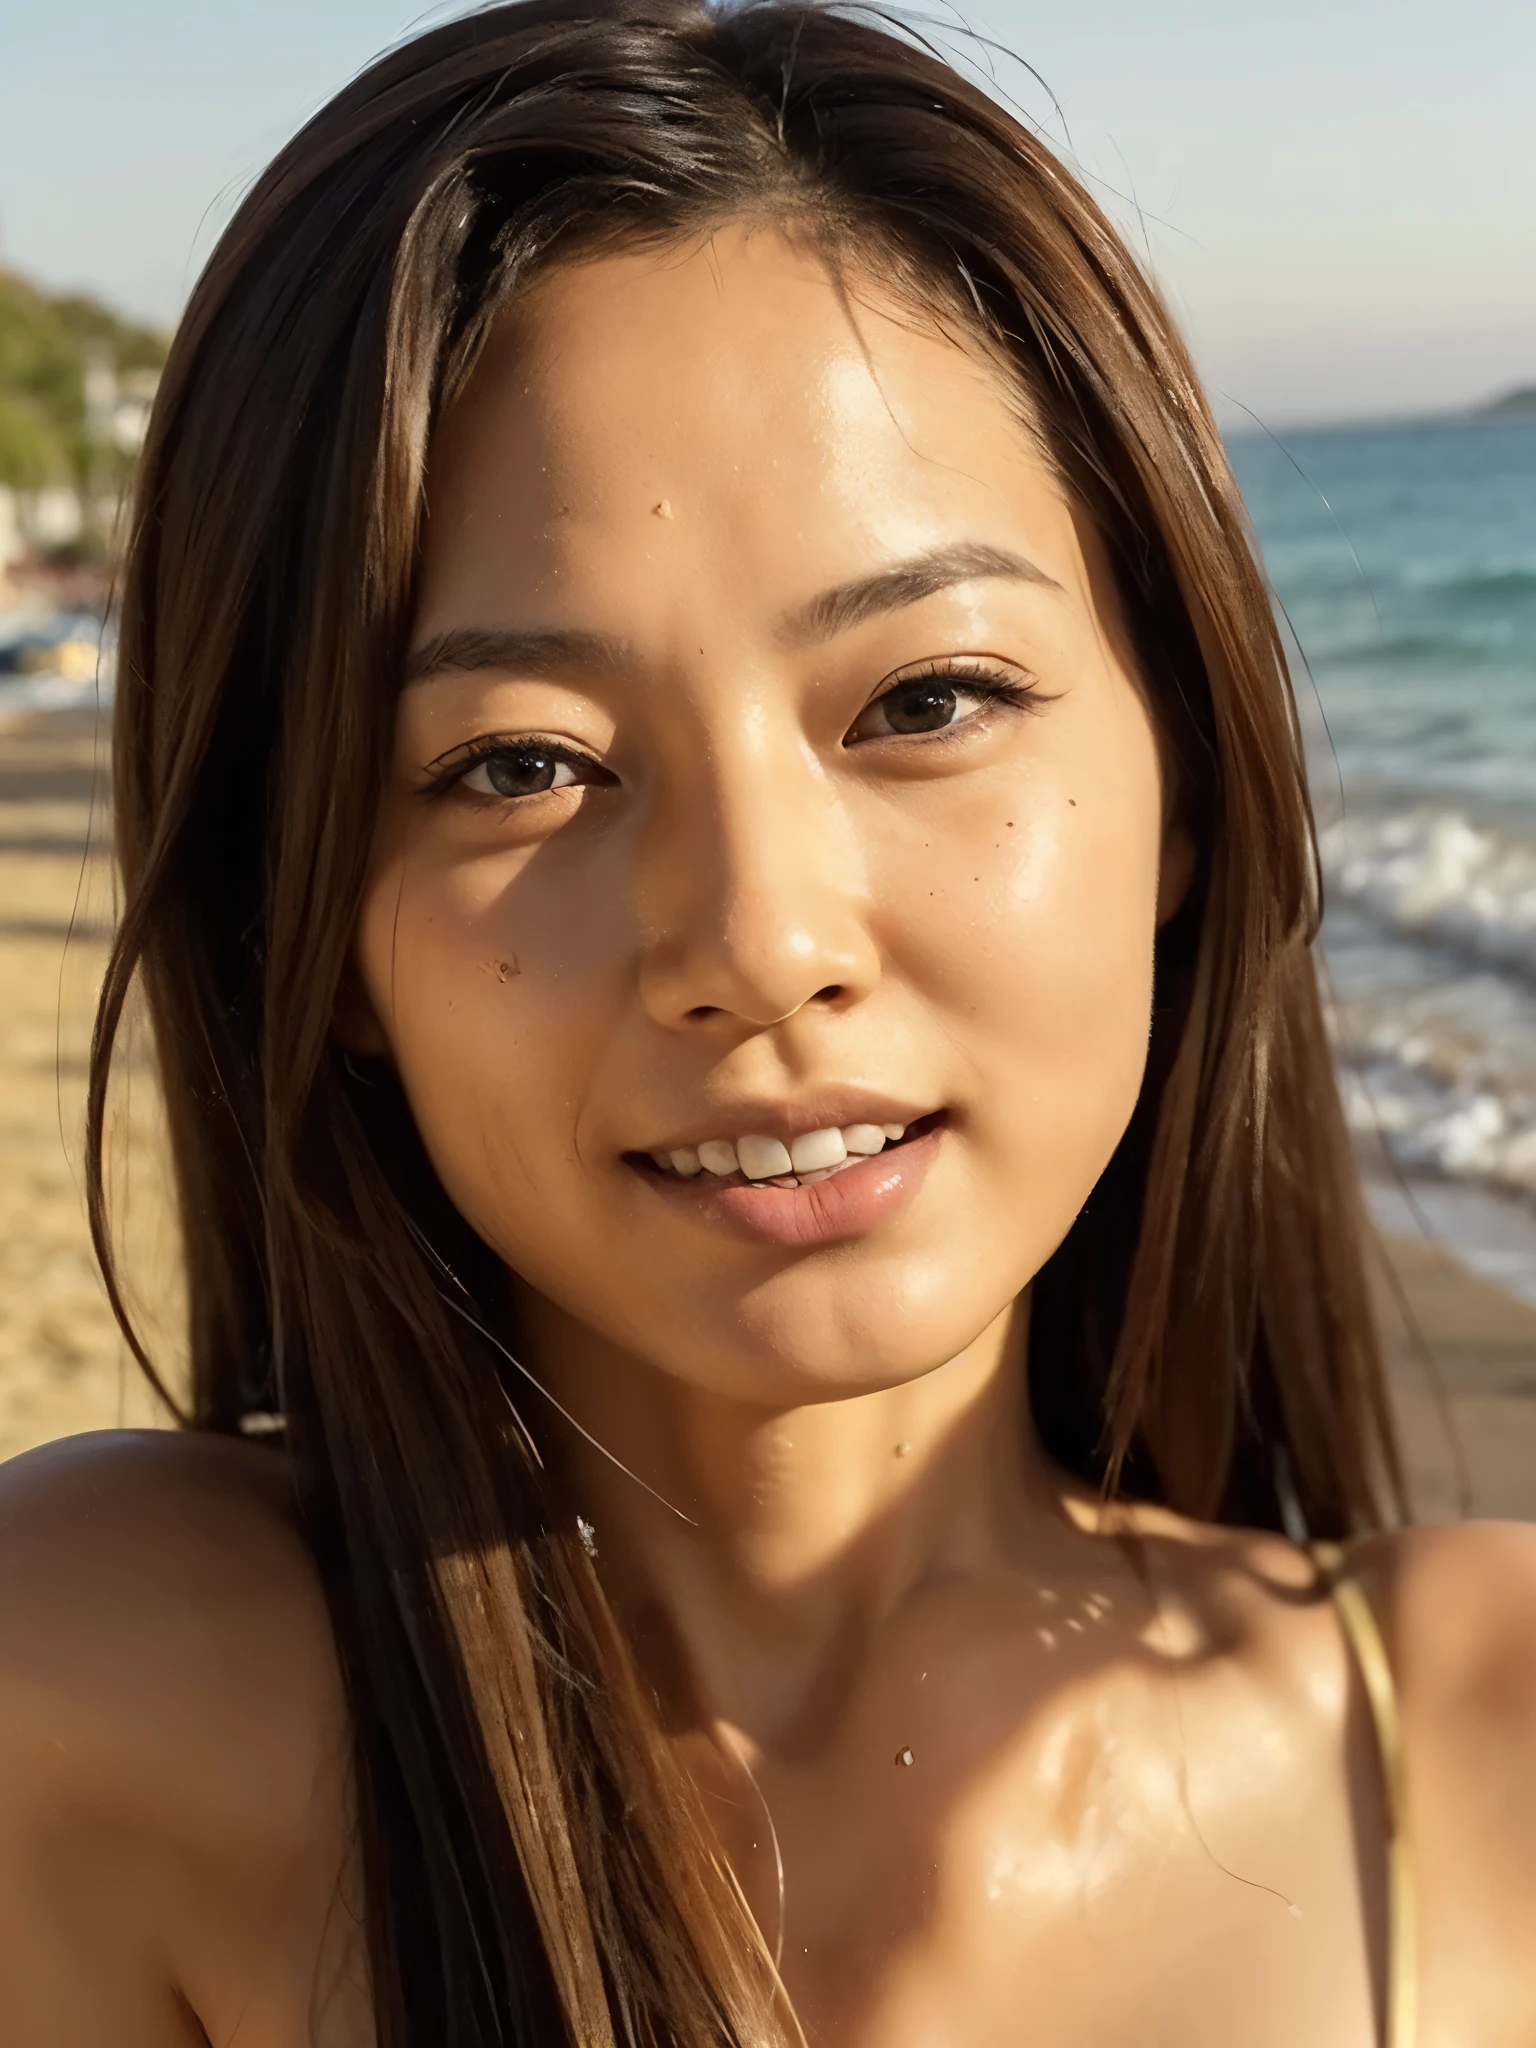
776, 542, 1061, 647
401, 541, 1061, 685
402, 625, 628, 686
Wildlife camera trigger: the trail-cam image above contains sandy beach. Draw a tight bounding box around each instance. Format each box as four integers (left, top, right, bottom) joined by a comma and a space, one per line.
0, 709, 182, 1454
1, 708, 1533, 1520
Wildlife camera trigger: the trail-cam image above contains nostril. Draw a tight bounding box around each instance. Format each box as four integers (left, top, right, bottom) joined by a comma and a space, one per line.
812, 985, 844, 1005
685, 1003, 723, 1023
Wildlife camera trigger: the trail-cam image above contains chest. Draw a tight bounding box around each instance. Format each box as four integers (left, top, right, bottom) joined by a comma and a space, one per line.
735, 1651, 1387, 2048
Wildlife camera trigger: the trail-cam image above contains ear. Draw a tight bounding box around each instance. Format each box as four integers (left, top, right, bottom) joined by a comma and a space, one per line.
332, 957, 392, 1059
1156, 814, 1197, 928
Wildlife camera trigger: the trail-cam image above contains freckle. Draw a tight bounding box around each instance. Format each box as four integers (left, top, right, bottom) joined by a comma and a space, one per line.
1068, 798, 1077, 807
653, 499, 673, 519
1006, 821, 1014, 827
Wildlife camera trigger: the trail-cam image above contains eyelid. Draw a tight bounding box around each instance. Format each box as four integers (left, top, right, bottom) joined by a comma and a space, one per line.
420, 731, 611, 795
846, 656, 1044, 743
864, 653, 1038, 702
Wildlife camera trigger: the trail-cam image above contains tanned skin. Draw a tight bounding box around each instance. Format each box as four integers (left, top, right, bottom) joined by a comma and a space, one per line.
2, 227, 1533, 2045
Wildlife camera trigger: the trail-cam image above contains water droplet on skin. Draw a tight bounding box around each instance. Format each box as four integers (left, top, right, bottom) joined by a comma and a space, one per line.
895, 1746, 914, 1767
894, 1441, 910, 1458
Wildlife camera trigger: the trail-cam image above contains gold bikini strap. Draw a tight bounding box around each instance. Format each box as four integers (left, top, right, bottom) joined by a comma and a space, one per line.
1309, 1539, 1418, 2048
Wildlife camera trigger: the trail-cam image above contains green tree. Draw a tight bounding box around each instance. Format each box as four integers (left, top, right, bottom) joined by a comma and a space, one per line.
0, 268, 167, 492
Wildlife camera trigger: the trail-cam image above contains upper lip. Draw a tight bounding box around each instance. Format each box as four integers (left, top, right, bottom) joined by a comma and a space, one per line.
633, 1094, 940, 1155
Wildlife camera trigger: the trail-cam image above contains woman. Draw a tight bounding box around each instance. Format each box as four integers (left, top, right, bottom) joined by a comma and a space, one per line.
1, 2, 1532, 2042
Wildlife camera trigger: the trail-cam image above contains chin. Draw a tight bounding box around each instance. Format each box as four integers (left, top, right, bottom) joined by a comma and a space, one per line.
685, 1261, 1024, 1405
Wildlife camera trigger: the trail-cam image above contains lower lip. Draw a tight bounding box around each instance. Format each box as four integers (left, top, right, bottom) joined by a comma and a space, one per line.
633, 1124, 943, 1248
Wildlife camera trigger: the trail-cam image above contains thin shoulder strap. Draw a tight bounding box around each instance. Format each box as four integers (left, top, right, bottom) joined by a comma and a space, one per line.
1309, 1539, 1418, 2048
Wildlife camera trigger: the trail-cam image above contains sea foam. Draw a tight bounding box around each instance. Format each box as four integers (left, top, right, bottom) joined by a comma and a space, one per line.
1320, 809, 1536, 983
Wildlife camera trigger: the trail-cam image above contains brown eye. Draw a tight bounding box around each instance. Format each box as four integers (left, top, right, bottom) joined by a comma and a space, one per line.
461, 746, 580, 798
876, 679, 962, 735
848, 668, 1030, 744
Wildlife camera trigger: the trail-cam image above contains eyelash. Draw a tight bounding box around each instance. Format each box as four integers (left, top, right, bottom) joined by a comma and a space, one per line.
425, 659, 1041, 801
849, 660, 1041, 742
423, 734, 607, 801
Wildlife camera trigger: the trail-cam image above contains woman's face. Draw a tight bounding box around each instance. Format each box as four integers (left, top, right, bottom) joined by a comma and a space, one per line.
353, 223, 1185, 1404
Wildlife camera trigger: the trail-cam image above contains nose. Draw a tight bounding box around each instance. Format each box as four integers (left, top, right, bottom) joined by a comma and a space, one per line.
635, 736, 881, 1033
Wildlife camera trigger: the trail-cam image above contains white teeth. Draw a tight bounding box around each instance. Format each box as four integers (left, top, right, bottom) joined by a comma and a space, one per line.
651, 1119, 923, 1178
789, 1126, 848, 1173
736, 1134, 794, 1181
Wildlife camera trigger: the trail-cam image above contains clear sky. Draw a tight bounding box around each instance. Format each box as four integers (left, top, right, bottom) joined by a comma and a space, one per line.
1, 0, 1532, 426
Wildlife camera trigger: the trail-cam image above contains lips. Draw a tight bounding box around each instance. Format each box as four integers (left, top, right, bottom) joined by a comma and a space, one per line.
627, 1113, 944, 1247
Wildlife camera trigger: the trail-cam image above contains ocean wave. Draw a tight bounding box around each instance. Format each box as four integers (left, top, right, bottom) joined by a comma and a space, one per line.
1398, 563, 1536, 600
1320, 809, 1536, 981
1299, 629, 1532, 671
1337, 1053, 1536, 1199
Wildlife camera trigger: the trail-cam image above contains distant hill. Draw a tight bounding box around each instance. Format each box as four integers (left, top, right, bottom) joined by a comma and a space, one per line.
0, 270, 167, 491
1476, 385, 1536, 419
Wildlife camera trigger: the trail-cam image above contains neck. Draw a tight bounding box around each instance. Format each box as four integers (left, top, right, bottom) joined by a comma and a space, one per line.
517, 1290, 1087, 1743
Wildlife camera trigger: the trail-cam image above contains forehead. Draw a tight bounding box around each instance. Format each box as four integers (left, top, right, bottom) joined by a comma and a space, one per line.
414, 223, 1080, 633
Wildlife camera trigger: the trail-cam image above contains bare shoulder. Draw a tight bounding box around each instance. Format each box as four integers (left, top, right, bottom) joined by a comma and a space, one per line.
1351, 1517, 1536, 1735
0, 1427, 342, 1765
1354, 1520, 1536, 2033
1353, 1517, 1536, 1775
0, 1430, 363, 2046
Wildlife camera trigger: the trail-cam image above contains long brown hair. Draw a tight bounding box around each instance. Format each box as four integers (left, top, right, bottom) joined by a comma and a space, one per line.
88, 2, 1402, 2038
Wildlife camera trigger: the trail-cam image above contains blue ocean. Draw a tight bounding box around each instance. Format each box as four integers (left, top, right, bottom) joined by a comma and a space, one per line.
1231, 417, 1536, 1298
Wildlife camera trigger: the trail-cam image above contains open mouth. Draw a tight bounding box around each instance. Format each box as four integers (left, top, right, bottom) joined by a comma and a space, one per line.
625, 1110, 946, 1191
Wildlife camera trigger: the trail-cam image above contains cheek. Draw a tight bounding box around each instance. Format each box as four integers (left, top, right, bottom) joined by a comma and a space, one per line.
886, 742, 1161, 1227
352, 836, 629, 1235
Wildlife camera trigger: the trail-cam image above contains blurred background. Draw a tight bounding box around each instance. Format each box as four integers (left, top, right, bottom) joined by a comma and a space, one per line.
1, 0, 1533, 1515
